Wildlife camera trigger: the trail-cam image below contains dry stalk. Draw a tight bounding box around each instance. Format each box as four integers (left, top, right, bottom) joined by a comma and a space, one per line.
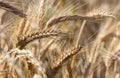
16, 30, 63, 49
17, 18, 27, 36
71, 20, 86, 70
0, 1, 26, 18
52, 46, 82, 69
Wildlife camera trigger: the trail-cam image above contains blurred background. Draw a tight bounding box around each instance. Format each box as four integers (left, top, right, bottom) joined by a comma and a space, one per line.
0, 0, 120, 78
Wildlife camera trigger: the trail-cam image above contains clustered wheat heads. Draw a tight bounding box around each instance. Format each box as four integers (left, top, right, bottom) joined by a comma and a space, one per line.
0, 1, 26, 18
0, 48, 47, 78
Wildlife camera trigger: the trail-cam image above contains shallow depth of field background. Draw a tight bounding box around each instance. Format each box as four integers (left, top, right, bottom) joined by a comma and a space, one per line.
0, 0, 120, 78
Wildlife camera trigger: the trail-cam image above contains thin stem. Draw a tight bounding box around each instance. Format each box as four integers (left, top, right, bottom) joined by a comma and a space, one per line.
70, 20, 86, 78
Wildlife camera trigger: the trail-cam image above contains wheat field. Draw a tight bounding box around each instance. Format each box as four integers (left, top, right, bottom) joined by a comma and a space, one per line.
0, 0, 120, 78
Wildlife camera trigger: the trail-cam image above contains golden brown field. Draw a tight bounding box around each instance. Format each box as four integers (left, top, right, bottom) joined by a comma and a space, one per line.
0, 0, 120, 78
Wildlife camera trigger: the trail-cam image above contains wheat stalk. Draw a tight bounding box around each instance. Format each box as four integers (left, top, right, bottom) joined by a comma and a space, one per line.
0, 1, 26, 18
16, 30, 63, 49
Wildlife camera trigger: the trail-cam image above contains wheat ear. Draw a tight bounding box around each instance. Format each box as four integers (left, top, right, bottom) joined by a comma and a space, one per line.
46, 14, 116, 27
16, 30, 63, 49
0, 1, 26, 18
52, 46, 82, 69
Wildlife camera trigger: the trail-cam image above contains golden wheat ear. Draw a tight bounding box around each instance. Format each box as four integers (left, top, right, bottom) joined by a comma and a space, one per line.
0, 1, 26, 18
51, 45, 82, 69
87, 9, 116, 19
16, 30, 63, 49
46, 13, 116, 28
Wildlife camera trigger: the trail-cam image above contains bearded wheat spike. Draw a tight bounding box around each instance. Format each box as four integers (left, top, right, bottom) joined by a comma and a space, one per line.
46, 13, 116, 27
52, 46, 82, 69
87, 9, 116, 19
0, 1, 26, 18
16, 30, 63, 49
